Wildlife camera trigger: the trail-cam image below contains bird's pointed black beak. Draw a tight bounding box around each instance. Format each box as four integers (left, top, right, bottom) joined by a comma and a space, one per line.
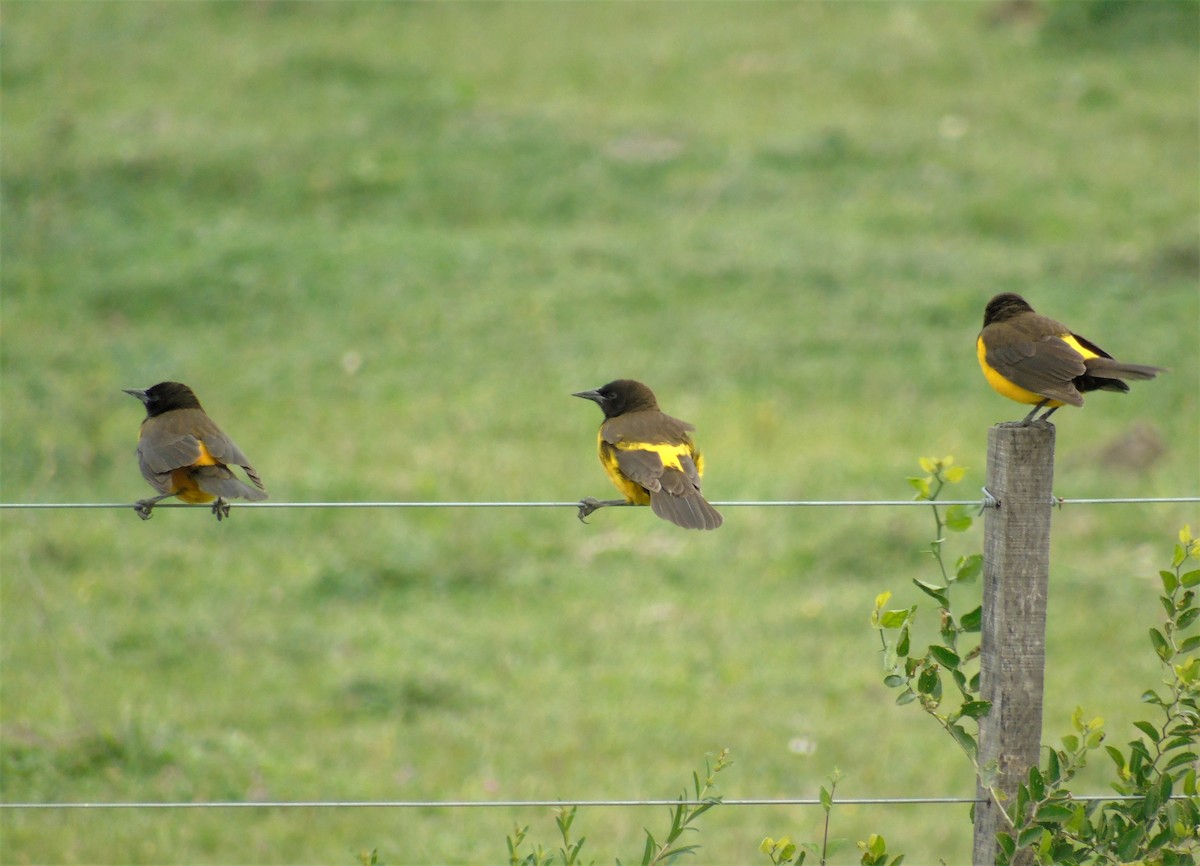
572, 389, 604, 405
123, 388, 149, 404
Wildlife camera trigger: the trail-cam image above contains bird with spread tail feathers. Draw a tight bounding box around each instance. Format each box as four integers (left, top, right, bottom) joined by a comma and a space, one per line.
574, 379, 722, 530
976, 293, 1164, 424
125, 381, 267, 521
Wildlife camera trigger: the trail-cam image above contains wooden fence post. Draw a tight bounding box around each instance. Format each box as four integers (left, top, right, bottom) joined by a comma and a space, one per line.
972, 423, 1055, 866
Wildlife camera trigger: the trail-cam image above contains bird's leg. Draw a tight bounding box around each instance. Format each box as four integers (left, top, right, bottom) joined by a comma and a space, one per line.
1020, 399, 1049, 425
1036, 405, 1060, 423
133, 492, 176, 521
576, 497, 630, 523
211, 497, 231, 522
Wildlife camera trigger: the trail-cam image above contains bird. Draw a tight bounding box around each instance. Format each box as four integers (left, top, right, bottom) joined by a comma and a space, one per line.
124, 381, 267, 521
573, 379, 722, 530
977, 293, 1165, 424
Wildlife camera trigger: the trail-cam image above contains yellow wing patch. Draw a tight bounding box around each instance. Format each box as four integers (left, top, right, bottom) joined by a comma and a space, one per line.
1059, 333, 1101, 360
596, 434, 704, 505
170, 441, 223, 503
193, 440, 221, 466
614, 440, 697, 473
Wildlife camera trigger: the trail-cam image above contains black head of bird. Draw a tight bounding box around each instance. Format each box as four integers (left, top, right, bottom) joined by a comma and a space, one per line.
124, 381, 204, 417
572, 379, 660, 419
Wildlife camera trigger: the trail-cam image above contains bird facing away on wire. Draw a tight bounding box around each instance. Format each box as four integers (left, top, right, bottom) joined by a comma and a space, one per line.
574, 379, 722, 530
125, 382, 267, 521
976, 293, 1165, 424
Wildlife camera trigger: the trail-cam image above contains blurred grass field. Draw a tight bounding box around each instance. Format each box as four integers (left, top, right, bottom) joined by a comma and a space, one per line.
1, 2, 1197, 864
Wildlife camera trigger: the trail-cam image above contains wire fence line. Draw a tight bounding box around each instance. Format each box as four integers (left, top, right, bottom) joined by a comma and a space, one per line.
2, 794, 1188, 810
0, 496, 1196, 511
3, 494, 1196, 818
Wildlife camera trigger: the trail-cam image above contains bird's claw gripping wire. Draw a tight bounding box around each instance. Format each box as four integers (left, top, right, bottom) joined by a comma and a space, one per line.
577, 497, 603, 523
133, 495, 233, 521
576, 497, 629, 524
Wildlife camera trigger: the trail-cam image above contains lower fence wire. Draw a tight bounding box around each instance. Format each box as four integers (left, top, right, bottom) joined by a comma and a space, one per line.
2, 495, 1195, 814
0, 795, 1188, 810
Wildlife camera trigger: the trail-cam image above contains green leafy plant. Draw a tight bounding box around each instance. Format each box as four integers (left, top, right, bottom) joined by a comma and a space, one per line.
506, 749, 731, 866
875, 457, 1200, 864
760, 769, 903, 866
874, 456, 987, 764
508, 806, 590, 866
994, 526, 1200, 865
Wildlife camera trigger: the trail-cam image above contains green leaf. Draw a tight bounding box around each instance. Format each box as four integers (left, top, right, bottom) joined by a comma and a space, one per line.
1017, 826, 1044, 849
978, 760, 1000, 789
896, 629, 910, 656
912, 579, 949, 606
1165, 751, 1198, 772
917, 665, 940, 697
883, 675, 907, 688
1028, 765, 1045, 800
996, 832, 1016, 858
960, 605, 982, 632
1150, 627, 1172, 661
824, 839, 848, 858
640, 831, 655, 866
944, 505, 973, 532
1181, 635, 1200, 654
907, 476, 931, 499
1162, 569, 1180, 594
1180, 568, 1200, 588
1116, 823, 1144, 860
896, 689, 917, 706
1159, 770, 1174, 804
1105, 745, 1126, 771
1163, 735, 1195, 753
879, 609, 911, 629
819, 785, 832, 811
1177, 607, 1199, 629
1176, 657, 1199, 684
959, 700, 991, 720
1035, 803, 1074, 823
1134, 720, 1161, 743
929, 645, 961, 669
1046, 748, 1061, 783
948, 723, 976, 759
955, 555, 983, 584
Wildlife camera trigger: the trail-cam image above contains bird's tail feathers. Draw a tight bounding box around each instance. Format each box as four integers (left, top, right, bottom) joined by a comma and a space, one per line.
650, 491, 723, 530
1084, 358, 1165, 382
193, 466, 269, 501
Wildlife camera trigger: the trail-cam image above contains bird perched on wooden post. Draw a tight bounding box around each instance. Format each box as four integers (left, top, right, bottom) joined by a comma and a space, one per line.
574, 379, 722, 530
977, 293, 1164, 424
125, 381, 267, 521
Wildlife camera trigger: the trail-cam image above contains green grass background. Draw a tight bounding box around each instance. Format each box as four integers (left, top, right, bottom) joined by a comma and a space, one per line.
1, 2, 1197, 864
